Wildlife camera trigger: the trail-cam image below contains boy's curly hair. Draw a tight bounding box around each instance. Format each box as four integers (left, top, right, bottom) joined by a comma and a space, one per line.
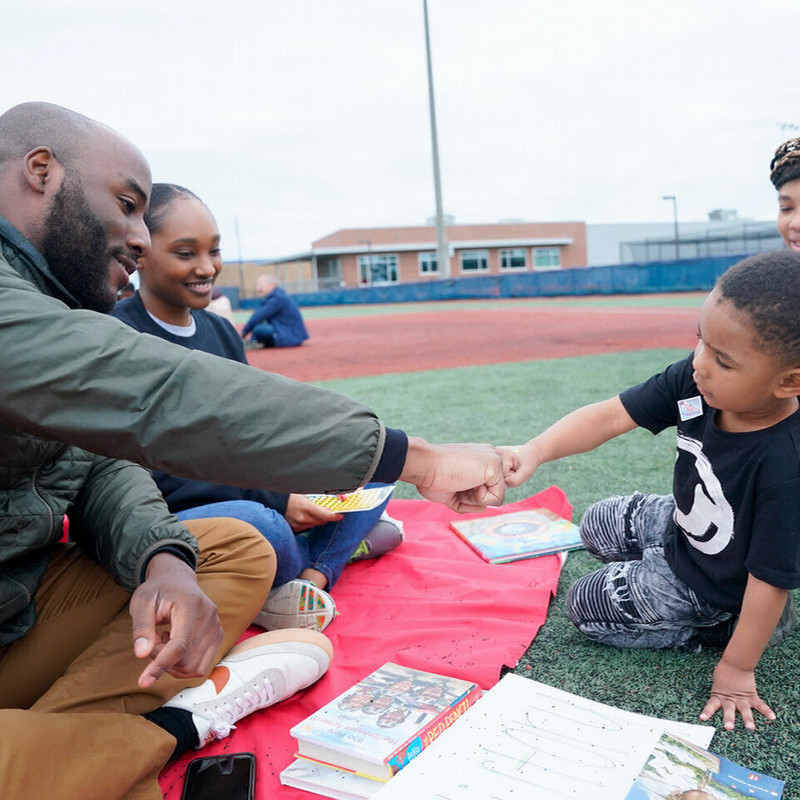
770, 138, 800, 189
716, 251, 800, 366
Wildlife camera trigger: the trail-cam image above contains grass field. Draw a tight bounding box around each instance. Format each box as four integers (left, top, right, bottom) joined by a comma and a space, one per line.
301, 310, 800, 795
233, 290, 708, 325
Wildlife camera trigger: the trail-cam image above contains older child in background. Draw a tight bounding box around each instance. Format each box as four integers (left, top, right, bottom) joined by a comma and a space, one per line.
113, 183, 403, 632
770, 136, 800, 251
501, 251, 800, 731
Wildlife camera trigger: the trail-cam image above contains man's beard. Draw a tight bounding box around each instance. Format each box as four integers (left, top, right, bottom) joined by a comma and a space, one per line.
41, 176, 122, 313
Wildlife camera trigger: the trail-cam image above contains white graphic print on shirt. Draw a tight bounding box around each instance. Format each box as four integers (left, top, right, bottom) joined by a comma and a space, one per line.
673, 433, 734, 556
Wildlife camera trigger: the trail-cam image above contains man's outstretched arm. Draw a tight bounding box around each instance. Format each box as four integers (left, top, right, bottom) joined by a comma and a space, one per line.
399, 436, 505, 513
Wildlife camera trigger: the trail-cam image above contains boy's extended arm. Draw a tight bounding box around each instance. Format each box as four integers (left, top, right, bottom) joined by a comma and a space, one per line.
501, 396, 638, 488
699, 574, 788, 730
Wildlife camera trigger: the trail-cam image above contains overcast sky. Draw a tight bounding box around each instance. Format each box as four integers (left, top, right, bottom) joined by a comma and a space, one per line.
4, 0, 797, 259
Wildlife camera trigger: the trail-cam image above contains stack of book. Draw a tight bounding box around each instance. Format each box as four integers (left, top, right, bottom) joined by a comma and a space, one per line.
279, 662, 482, 799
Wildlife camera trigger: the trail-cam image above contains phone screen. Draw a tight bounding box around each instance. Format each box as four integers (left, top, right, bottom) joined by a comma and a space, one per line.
180, 752, 256, 800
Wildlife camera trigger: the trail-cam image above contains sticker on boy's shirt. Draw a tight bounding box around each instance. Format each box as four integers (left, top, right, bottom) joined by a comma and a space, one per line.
678, 396, 703, 421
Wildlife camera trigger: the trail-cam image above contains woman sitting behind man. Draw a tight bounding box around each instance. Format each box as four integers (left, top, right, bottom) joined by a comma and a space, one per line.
112, 183, 402, 632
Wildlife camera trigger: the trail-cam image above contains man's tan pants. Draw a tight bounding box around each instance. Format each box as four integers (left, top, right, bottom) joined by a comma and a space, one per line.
0, 518, 274, 800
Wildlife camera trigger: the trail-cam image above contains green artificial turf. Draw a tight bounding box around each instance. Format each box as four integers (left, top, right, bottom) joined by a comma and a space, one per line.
315, 349, 800, 797
232, 290, 707, 324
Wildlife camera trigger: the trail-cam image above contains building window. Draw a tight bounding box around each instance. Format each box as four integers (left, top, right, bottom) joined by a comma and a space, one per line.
499, 248, 527, 271
459, 249, 489, 273
316, 256, 342, 290
418, 251, 439, 275
358, 254, 399, 285
533, 247, 561, 270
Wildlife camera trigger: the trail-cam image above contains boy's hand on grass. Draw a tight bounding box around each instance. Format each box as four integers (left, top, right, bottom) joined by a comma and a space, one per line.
699, 658, 776, 731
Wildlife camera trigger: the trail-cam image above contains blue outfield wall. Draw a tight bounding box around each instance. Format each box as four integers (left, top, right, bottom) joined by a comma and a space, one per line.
236, 253, 747, 310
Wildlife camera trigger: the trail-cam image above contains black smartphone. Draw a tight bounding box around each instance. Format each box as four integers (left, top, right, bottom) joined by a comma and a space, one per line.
180, 752, 256, 800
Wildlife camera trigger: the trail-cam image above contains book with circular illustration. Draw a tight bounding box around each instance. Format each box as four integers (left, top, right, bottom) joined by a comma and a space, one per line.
449, 507, 583, 564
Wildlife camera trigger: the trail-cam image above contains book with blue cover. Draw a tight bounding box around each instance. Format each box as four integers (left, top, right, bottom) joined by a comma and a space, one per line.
449, 507, 583, 564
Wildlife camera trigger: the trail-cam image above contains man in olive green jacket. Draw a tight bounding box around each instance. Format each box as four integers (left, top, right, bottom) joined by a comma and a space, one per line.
0, 102, 505, 799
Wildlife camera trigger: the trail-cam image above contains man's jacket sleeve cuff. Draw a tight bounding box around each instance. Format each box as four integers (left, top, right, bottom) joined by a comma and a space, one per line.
371, 427, 408, 485
138, 541, 198, 584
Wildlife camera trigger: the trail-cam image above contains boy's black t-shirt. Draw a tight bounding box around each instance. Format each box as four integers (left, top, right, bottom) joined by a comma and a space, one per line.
619, 354, 800, 611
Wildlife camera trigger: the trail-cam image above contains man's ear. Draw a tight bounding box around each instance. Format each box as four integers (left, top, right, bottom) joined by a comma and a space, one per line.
777, 369, 800, 398
23, 146, 59, 194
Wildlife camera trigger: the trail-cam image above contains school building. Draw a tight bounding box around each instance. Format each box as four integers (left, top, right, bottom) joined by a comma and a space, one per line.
311, 221, 587, 290
218, 221, 587, 300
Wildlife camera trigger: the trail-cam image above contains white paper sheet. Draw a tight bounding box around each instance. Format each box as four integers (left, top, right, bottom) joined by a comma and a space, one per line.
372, 674, 714, 800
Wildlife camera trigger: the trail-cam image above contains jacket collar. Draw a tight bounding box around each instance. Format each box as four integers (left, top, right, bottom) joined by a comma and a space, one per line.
0, 214, 82, 308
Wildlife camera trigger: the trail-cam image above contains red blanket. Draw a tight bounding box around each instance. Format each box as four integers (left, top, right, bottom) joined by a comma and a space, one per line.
159, 487, 571, 799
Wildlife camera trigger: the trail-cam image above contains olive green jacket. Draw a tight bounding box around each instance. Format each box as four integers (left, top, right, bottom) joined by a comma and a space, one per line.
0, 216, 387, 645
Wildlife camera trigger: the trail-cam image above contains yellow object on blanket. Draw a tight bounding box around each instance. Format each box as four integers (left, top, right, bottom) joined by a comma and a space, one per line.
305, 485, 394, 513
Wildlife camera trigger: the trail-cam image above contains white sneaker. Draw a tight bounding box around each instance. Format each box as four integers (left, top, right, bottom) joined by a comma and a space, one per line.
164, 629, 333, 747
254, 578, 337, 632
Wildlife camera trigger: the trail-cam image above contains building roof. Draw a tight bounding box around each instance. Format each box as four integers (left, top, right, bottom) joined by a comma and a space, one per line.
312, 222, 583, 255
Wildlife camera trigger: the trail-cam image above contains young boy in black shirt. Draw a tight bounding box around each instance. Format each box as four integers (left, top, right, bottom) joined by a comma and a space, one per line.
501, 250, 800, 732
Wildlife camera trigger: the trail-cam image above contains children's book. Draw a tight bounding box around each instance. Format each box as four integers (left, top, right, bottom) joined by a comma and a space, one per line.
305, 485, 394, 513
282, 662, 482, 783
450, 507, 583, 564
370, 673, 715, 800
279, 759, 382, 800
624, 731, 784, 799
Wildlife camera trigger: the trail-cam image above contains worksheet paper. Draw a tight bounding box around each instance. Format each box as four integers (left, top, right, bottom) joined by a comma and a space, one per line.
372, 673, 714, 800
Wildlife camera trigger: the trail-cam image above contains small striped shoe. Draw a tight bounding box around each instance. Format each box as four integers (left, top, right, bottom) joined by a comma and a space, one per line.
254, 578, 337, 632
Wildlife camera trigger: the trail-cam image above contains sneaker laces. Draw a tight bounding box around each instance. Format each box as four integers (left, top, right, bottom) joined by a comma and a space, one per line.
205, 677, 277, 739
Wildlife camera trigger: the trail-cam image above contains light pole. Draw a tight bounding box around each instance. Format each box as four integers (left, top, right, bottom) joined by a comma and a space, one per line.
423, 0, 450, 278
661, 195, 679, 260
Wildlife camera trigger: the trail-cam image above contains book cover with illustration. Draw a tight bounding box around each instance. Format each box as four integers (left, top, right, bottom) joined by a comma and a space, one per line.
450, 507, 583, 564
624, 732, 784, 800
285, 662, 482, 782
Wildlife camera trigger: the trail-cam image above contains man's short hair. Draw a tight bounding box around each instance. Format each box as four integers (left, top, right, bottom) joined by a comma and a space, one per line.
0, 102, 100, 173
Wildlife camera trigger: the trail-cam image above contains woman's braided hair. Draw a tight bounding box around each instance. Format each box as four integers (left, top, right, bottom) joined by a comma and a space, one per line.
770, 138, 800, 189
